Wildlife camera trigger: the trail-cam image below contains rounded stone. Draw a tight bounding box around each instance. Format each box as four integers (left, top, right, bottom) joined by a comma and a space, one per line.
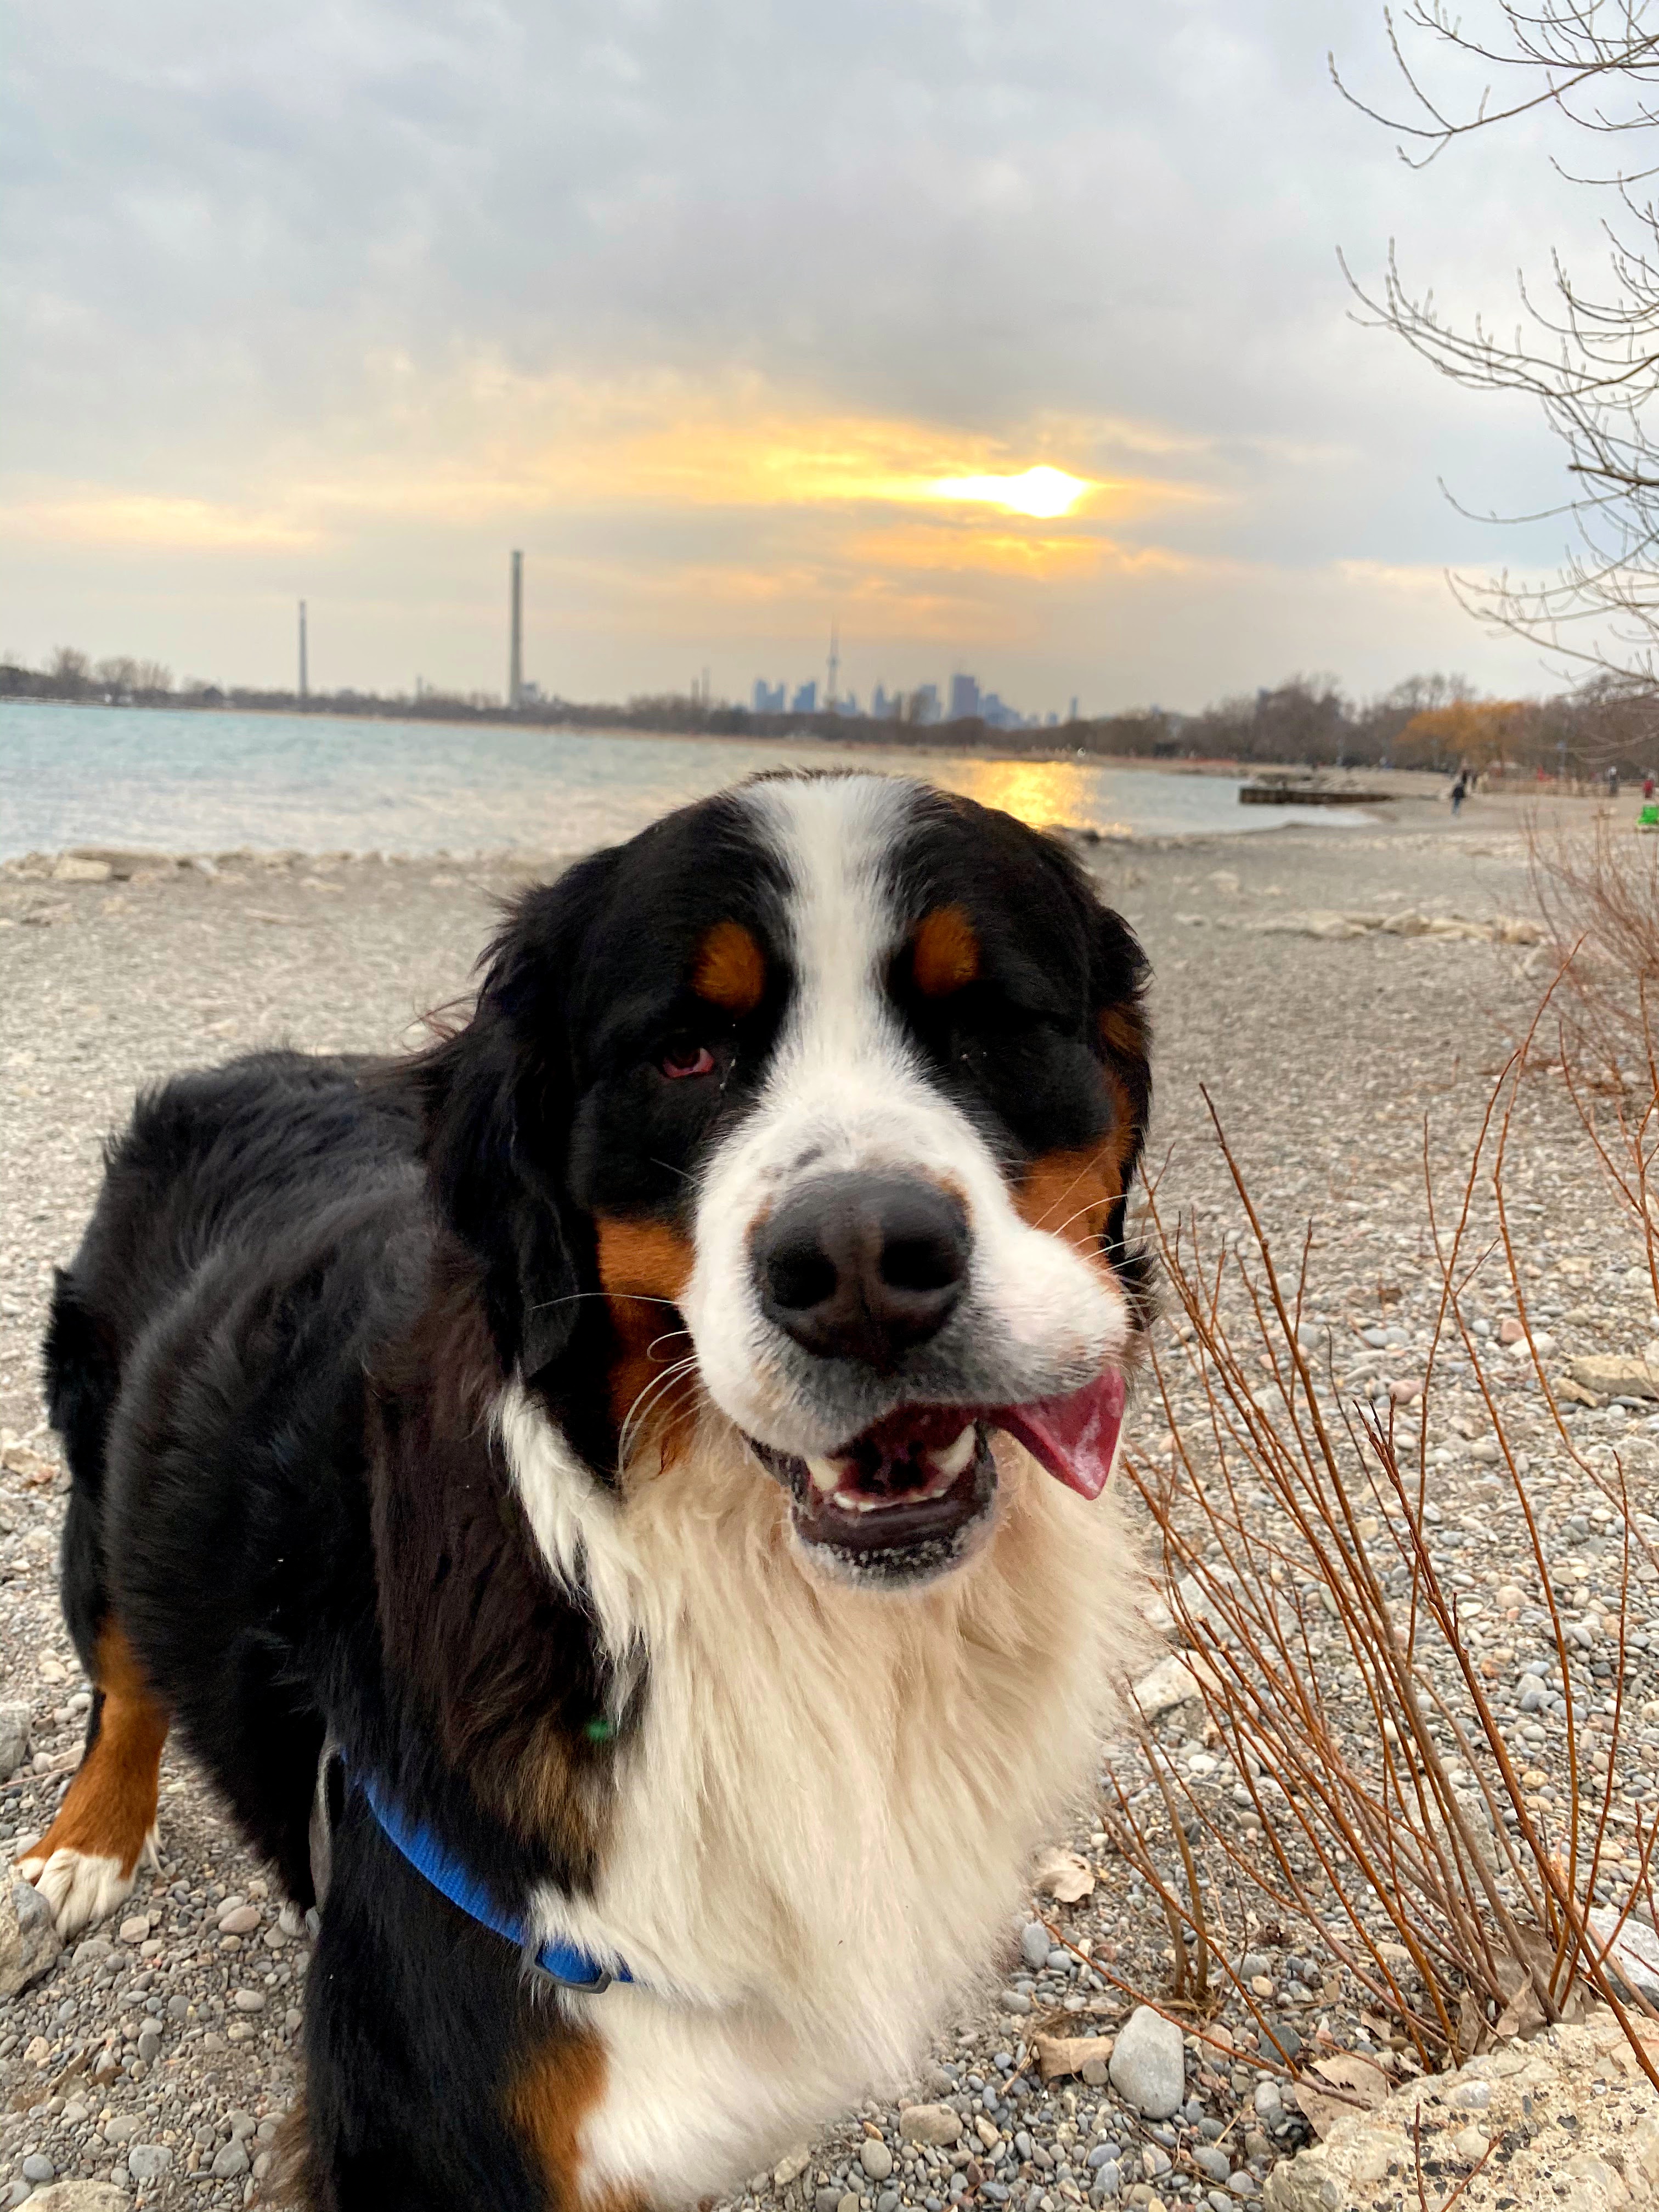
232, 1987, 267, 2012
21, 2154, 54, 2182
860, 2141, 894, 2182
1107, 2005, 1185, 2121
899, 2105, 963, 2147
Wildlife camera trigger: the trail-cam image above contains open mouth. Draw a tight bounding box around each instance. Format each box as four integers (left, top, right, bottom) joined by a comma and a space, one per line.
750, 1372, 1126, 1585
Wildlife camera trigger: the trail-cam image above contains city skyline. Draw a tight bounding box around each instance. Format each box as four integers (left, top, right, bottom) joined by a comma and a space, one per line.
749, 667, 1059, 730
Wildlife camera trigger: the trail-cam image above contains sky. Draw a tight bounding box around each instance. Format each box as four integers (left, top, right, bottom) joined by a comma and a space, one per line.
0, 0, 1620, 714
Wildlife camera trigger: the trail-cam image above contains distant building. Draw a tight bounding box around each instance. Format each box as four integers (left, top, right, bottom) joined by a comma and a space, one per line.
752, 679, 786, 712
948, 673, 981, 721
520, 679, 544, 704
1067, 696, 1079, 723
913, 684, 940, 725
981, 692, 1028, 730
792, 680, 818, 714
871, 683, 893, 720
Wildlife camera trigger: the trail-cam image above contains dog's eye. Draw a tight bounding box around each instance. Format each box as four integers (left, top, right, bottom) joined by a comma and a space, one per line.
659, 1041, 716, 1080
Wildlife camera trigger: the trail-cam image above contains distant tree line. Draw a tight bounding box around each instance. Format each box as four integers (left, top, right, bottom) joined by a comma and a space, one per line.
5, 648, 1658, 777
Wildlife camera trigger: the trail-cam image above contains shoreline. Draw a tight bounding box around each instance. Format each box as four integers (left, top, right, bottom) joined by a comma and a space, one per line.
0, 691, 1468, 785
0, 781, 1614, 876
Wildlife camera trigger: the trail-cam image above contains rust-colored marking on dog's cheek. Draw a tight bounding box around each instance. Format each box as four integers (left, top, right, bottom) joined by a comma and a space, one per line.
596, 1216, 699, 1460
18, 1623, 168, 1877
509, 2034, 645, 2212
1016, 1146, 1124, 1271
596, 1218, 694, 1306
692, 919, 766, 1015
912, 905, 980, 997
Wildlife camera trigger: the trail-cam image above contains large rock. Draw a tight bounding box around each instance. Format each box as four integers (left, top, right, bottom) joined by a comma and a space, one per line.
1565, 1353, 1659, 1404
1268, 2012, 1659, 2212
26, 2188, 132, 2212
1107, 2004, 1185, 2120
0, 1874, 60, 1996
0, 1702, 31, 1781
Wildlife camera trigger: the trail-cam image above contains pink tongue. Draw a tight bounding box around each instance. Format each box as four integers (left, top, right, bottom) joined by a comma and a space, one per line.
994, 1372, 1126, 1500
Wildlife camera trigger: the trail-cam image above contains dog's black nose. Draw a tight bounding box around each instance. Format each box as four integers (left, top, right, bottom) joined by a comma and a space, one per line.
755, 1173, 969, 1369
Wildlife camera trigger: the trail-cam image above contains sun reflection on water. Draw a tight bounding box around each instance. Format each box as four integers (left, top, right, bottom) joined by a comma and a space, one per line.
941, 756, 1132, 838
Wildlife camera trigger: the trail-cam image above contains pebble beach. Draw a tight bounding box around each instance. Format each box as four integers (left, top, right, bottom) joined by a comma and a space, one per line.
0, 782, 1656, 2210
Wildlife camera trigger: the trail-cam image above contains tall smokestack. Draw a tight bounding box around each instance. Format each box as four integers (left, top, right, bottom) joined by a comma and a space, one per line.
509, 551, 523, 710
298, 601, 308, 702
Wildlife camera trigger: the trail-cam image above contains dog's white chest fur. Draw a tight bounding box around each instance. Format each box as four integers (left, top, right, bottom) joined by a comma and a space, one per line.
500, 1390, 1137, 2209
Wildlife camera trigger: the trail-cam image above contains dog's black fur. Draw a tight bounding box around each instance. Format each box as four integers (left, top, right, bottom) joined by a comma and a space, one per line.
37, 782, 1151, 2209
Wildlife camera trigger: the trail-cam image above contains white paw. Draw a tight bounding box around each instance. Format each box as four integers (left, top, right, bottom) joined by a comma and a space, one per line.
17, 1846, 137, 1939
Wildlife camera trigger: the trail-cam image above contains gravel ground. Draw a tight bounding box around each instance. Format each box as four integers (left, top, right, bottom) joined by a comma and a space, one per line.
0, 786, 1654, 2210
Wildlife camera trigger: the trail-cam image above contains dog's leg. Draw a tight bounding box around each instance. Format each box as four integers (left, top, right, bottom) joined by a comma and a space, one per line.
17, 1622, 168, 1939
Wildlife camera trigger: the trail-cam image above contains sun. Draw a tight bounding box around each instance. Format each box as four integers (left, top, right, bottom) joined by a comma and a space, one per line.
926, 465, 1092, 519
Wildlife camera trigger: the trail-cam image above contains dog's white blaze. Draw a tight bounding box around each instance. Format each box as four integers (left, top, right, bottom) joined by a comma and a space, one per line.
681, 775, 1131, 1455
499, 1387, 1142, 2210
497, 770, 1144, 2204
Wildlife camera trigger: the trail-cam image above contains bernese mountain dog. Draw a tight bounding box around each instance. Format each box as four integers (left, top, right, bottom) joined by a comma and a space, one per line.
22, 771, 1152, 2211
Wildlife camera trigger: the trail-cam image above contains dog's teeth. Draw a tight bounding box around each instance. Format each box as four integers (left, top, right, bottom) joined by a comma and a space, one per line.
929, 1425, 977, 1481
806, 1456, 842, 1494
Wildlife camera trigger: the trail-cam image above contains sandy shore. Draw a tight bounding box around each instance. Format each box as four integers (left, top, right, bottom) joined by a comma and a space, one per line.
0, 786, 1652, 2209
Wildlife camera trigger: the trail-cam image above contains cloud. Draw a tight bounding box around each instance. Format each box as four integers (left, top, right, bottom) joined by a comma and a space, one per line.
3, 491, 320, 551
0, 0, 1621, 703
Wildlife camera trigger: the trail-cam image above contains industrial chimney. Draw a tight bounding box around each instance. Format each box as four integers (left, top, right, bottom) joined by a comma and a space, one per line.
509, 551, 523, 710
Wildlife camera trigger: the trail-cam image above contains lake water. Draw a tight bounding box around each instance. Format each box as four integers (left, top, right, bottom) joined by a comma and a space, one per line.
0, 701, 1374, 860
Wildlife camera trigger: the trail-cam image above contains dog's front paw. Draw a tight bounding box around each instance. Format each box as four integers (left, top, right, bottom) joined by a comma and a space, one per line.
18, 1840, 147, 1940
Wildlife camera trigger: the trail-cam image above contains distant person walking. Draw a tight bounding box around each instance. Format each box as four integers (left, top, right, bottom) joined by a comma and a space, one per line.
1645, 772, 1656, 803
1608, 764, 1621, 799
1450, 772, 1467, 817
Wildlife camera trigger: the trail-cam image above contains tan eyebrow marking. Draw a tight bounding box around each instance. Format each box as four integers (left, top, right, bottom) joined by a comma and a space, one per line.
691, 919, 766, 1015
1099, 1002, 1146, 1062
911, 905, 980, 998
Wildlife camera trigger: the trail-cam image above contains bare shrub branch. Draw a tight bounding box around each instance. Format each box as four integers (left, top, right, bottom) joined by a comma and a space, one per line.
1096, 1025, 1659, 2094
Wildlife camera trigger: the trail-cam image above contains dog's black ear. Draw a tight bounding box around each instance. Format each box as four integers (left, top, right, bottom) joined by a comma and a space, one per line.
411, 850, 618, 1383
1089, 899, 1151, 1188
1081, 889, 1153, 1316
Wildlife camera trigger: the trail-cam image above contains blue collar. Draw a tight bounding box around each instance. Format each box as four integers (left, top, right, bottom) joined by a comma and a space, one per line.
358, 1770, 633, 1994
